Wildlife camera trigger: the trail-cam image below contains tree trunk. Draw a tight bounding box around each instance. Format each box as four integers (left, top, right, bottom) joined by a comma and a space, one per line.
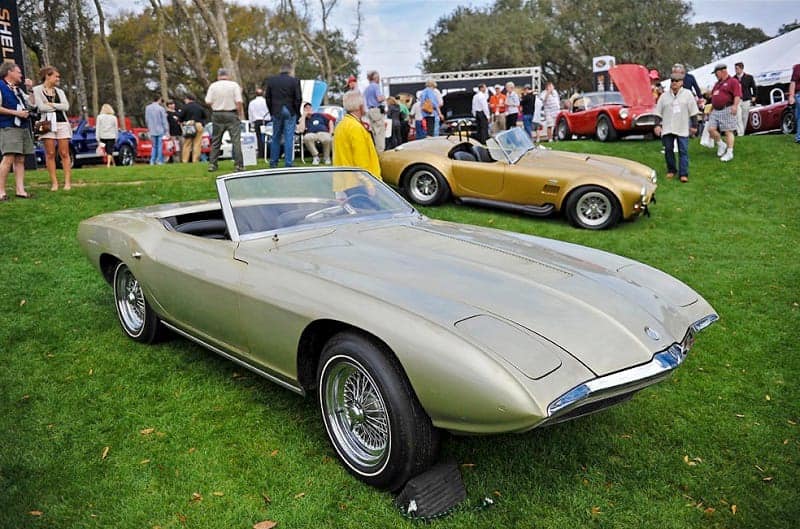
92, 0, 126, 129
89, 38, 98, 117
150, 0, 170, 100
171, 0, 210, 89
36, 0, 51, 66
68, 0, 88, 117
193, 0, 240, 83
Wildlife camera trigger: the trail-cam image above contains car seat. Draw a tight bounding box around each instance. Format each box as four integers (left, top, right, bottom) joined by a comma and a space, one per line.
471, 144, 494, 163
453, 150, 477, 162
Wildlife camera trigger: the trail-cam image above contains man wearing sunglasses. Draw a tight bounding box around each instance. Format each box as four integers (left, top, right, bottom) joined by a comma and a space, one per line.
654, 75, 699, 183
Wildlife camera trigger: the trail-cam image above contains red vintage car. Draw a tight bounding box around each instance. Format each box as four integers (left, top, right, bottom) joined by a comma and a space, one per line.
132, 128, 179, 162
556, 64, 658, 142
745, 89, 796, 135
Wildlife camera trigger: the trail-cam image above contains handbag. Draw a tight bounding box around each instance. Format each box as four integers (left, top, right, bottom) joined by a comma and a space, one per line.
181, 120, 197, 138
34, 119, 52, 136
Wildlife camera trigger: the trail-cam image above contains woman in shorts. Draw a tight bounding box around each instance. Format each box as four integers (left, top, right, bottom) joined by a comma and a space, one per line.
32, 66, 72, 191
96, 104, 118, 167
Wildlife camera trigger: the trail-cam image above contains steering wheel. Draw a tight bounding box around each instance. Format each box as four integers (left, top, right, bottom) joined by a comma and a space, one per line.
341, 192, 377, 211
303, 202, 347, 221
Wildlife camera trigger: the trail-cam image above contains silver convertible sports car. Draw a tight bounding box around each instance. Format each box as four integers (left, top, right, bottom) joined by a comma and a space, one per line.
78, 167, 718, 491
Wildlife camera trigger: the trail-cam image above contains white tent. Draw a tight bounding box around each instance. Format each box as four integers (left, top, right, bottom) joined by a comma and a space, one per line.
687, 28, 800, 91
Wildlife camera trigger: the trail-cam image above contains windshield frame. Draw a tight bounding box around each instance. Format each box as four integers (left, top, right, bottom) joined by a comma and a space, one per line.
488, 127, 535, 165
216, 167, 417, 242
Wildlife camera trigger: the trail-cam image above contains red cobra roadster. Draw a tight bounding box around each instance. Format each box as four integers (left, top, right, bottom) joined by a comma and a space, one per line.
556, 64, 658, 142
745, 89, 796, 135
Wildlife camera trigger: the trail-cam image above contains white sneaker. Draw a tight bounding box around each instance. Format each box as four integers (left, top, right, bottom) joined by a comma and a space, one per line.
720, 150, 733, 162
716, 141, 727, 157
312, 156, 320, 165
324, 158, 331, 165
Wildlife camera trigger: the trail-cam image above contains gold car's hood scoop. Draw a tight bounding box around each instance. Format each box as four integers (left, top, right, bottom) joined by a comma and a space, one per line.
273, 220, 709, 377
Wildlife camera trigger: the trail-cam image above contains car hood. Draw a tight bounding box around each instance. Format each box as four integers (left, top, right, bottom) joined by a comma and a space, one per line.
243, 219, 708, 377
442, 91, 474, 121
515, 148, 654, 182
609, 64, 654, 109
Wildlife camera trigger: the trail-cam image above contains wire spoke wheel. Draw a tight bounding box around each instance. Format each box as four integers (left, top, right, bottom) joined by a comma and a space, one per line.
323, 357, 390, 469
115, 265, 145, 335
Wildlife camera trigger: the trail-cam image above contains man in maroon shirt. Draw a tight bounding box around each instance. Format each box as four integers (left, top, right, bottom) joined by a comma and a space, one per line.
706, 63, 741, 162
789, 63, 800, 143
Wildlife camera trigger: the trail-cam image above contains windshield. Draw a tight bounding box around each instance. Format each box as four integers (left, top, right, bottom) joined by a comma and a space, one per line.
488, 127, 534, 164
218, 168, 415, 240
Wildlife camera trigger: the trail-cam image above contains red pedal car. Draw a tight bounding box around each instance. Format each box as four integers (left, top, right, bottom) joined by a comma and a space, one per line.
556, 64, 658, 142
133, 128, 179, 162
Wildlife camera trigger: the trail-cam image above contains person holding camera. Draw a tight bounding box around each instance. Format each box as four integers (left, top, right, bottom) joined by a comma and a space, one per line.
363, 70, 386, 152
32, 66, 72, 191
0, 62, 34, 201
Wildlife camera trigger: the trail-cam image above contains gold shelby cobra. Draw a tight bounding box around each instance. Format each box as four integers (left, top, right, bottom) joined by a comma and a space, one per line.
380, 127, 657, 229
78, 168, 715, 491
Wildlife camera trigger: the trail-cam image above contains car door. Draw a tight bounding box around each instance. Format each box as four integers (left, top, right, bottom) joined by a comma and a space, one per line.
74, 122, 100, 162
501, 155, 552, 206
450, 158, 505, 197
143, 233, 249, 354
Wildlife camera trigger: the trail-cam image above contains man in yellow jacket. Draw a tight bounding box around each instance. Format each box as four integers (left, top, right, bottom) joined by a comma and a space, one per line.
333, 90, 382, 196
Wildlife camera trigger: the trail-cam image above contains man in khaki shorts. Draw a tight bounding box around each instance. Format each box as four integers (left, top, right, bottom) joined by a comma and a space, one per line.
0, 62, 34, 200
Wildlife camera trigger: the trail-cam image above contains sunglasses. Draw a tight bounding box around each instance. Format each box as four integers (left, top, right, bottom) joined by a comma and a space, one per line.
670, 78, 683, 83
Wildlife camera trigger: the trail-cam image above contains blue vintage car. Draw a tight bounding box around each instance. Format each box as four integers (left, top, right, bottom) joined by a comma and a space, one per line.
35, 119, 137, 168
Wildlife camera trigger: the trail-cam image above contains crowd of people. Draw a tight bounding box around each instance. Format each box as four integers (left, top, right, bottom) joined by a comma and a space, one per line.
2, 57, 799, 203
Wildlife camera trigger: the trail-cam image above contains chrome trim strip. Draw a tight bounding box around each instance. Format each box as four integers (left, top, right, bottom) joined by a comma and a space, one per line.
546, 315, 717, 419
161, 321, 306, 396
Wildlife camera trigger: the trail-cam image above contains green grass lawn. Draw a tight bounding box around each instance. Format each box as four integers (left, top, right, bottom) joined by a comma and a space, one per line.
1, 136, 798, 528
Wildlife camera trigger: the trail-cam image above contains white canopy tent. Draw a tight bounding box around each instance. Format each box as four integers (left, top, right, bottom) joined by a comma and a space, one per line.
687, 28, 800, 91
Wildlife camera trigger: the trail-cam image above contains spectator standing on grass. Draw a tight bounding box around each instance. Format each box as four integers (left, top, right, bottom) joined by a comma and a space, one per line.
520, 84, 535, 138
145, 95, 169, 165
96, 104, 118, 167
385, 96, 403, 150
32, 66, 72, 190
363, 70, 386, 151
0, 62, 33, 201
410, 94, 425, 140
333, 90, 381, 179
472, 84, 490, 144
542, 81, 560, 142
265, 64, 302, 168
706, 63, 741, 162
178, 94, 206, 163
734, 62, 757, 136
489, 84, 506, 134
207, 68, 244, 172
248, 88, 269, 159
504, 82, 520, 129
419, 80, 440, 138
532, 89, 544, 143
654, 74, 699, 183
166, 100, 182, 161
789, 63, 800, 144
297, 102, 333, 165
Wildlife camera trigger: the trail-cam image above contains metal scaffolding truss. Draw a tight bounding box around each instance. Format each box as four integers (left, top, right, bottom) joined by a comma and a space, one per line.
384, 66, 543, 91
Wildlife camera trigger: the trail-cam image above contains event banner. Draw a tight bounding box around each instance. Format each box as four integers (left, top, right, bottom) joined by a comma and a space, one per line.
0, 0, 25, 75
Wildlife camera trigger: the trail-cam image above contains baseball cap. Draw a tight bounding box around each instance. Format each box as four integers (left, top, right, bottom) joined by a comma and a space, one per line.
347, 75, 357, 83
712, 63, 727, 73
524, 83, 532, 89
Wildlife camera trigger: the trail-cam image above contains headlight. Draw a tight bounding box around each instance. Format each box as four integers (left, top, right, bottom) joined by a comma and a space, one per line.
649, 169, 657, 184
641, 185, 647, 200
619, 108, 629, 120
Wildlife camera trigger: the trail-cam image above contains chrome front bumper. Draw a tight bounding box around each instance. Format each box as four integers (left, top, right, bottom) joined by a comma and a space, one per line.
543, 314, 718, 425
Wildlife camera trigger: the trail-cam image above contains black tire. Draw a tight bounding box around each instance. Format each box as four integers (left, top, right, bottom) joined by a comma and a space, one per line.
596, 114, 618, 142
117, 144, 135, 166
556, 118, 571, 141
565, 185, 621, 230
112, 262, 162, 343
781, 111, 796, 135
317, 331, 440, 491
403, 165, 450, 206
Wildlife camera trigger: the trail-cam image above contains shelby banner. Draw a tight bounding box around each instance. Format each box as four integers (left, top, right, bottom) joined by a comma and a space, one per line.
0, 0, 24, 74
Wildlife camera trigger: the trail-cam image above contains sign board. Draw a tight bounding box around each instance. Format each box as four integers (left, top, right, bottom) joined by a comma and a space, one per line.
592, 55, 616, 91
241, 132, 258, 166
